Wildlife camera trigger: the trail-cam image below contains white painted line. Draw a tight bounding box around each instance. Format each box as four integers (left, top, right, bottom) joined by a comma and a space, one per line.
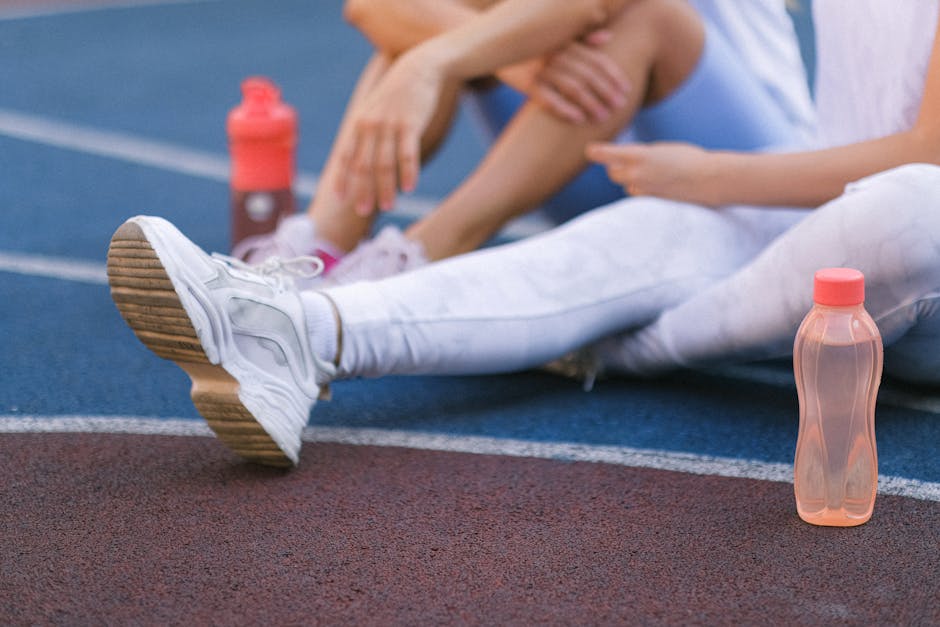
0, 107, 550, 238
0, 251, 108, 284
2, 415, 939, 502
0, 0, 219, 21
306, 424, 794, 484
0, 108, 232, 182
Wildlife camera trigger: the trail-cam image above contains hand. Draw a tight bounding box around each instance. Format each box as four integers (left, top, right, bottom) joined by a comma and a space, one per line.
533, 29, 631, 124
334, 52, 442, 216
498, 29, 631, 125
586, 141, 718, 205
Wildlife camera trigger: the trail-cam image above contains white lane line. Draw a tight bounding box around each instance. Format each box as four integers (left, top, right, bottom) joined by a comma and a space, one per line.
2, 415, 939, 502
0, 0, 219, 21
0, 415, 213, 437
0, 251, 108, 284
0, 108, 233, 182
0, 107, 551, 238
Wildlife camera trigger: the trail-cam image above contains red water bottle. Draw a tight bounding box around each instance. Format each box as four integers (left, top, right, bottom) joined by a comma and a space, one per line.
793, 268, 883, 526
227, 76, 297, 250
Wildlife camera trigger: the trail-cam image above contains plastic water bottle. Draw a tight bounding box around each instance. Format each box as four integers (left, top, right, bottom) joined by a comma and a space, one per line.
227, 76, 297, 250
793, 268, 883, 526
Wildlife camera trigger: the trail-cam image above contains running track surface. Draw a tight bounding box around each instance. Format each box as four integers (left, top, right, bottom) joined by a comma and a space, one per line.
1, 1, 938, 624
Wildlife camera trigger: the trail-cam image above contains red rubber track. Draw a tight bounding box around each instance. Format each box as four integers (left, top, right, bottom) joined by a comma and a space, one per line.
2, 433, 938, 624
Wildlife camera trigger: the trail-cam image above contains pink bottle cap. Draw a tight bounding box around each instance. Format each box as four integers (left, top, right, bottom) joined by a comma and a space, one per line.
813, 267, 865, 306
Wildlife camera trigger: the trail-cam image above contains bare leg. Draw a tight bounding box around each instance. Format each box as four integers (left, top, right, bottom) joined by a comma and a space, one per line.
408, 0, 704, 259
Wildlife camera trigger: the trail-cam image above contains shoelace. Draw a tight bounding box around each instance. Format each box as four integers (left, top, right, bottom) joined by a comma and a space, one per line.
212, 252, 325, 291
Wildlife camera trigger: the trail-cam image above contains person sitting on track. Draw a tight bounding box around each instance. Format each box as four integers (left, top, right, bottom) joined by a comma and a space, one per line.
233, 0, 814, 286
107, 0, 940, 468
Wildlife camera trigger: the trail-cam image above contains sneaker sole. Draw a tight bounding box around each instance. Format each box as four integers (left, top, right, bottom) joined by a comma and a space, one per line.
106, 221, 294, 467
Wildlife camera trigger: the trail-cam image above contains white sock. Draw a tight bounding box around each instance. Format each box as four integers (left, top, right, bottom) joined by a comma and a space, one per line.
299, 291, 338, 367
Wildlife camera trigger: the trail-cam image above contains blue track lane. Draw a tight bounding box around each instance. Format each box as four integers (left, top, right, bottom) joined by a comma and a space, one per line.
1, 0, 938, 491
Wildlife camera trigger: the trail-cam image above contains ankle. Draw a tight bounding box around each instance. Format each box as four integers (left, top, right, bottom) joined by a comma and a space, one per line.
299, 291, 340, 372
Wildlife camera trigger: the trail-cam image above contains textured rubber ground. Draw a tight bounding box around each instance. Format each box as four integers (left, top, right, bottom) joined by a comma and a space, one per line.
105, 221, 292, 467
2, 433, 938, 625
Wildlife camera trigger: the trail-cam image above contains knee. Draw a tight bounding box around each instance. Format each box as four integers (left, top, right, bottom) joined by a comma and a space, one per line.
842, 164, 940, 235
846, 163, 940, 209
342, 0, 369, 27
608, 0, 704, 52
834, 164, 940, 305
604, 0, 704, 103
854, 162, 940, 186
608, 0, 701, 32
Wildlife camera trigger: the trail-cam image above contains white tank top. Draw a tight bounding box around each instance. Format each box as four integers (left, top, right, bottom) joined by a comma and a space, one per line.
813, 0, 939, 148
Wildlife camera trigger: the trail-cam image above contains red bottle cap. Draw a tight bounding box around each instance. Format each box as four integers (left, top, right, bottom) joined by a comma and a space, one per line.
813, 267, 865, 306
227, 76, 297, 190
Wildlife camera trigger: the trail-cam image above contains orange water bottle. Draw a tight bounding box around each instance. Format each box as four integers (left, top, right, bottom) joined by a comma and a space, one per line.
227, 76, 297, 250
793, 268, 883, 526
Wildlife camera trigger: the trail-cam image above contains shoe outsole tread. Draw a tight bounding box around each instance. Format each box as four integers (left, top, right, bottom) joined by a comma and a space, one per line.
107, 221, 293, 468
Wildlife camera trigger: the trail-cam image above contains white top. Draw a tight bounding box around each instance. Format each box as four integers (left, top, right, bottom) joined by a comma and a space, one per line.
813, 0, 939, 148
692, 0, 817, 142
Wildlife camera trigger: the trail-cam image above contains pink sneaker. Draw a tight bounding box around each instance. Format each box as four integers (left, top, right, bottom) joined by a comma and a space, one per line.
232, 213, 341, 271
326, 226, 429, 285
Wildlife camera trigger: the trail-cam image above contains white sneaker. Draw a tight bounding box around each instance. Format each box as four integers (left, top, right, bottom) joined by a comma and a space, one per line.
107, 215, 335, 467
326, 225, 429, 285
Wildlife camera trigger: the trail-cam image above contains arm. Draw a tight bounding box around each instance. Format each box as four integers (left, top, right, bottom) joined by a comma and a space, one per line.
347, 0, 631, 123
412, 0, 632, 82
588, 13, 940, 208
344, 0, 480, 57
345, 0, 626, 80
705, 129, 940, 208
336, 0, 635, 213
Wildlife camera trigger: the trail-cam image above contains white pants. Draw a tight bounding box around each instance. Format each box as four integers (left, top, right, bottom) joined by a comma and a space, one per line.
324, 164, 940, 384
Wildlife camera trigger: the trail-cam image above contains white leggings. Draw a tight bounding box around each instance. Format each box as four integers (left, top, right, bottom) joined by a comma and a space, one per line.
323, 164, 940, 384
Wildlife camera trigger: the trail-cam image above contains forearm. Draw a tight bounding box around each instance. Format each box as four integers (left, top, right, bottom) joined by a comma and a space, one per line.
704, 130, 940, 207
344, 0, 480, 56
408, 0, 631, 82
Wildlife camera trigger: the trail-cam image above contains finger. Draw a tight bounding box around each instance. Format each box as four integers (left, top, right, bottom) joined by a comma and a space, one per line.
585, 141, 638, 164
543, 66, 609, 123
583, 28, 612, 47
375, 125, 398, 211
566, 44, 631, 107
397, 123, 421, 194
606, 165, 645, 195
333, 133, 358, 199
533, 83, 587, 124
605, 165, 632, 186
349, 120, 378, 216
545, 47, 627, 121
